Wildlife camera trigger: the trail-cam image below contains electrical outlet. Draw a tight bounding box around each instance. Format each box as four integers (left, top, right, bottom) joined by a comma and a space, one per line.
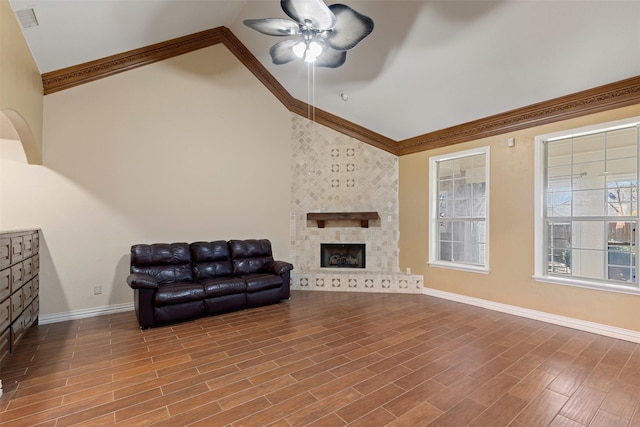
93, 285, 102, 295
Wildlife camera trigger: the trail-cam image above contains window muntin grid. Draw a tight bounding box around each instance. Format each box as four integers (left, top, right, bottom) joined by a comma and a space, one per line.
430, 148, 489, 271
543, 125, 639, 288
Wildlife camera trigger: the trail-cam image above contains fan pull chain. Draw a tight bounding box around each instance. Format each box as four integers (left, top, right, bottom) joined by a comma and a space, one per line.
307, 61, 316, 123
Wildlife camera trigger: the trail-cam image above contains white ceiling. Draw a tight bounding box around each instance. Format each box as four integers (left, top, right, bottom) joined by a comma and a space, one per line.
8, 0, 640, 142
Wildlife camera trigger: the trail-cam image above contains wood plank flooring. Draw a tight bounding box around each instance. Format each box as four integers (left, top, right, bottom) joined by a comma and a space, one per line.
1, 290, 639, 426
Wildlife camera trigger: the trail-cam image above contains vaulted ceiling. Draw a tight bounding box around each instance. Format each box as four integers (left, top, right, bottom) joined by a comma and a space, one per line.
7, 0, 640, 154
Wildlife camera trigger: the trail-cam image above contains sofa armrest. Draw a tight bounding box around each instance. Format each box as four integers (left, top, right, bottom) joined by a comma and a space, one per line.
127, 273, 159, 290
264, 260, 294, 275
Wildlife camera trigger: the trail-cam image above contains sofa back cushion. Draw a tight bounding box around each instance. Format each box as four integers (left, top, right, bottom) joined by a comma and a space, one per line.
229, 239, 274, 274
130, 243, 193, 284
191, 241, 233, 280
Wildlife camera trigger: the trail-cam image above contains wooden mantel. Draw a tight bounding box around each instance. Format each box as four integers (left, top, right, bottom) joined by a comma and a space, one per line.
306, 212, 380, 228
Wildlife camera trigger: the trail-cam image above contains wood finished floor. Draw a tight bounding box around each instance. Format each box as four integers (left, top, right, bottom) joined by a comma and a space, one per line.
1, 291, 639, 427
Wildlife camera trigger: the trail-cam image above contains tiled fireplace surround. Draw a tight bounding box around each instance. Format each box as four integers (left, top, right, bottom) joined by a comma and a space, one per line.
289, 116, 423, 294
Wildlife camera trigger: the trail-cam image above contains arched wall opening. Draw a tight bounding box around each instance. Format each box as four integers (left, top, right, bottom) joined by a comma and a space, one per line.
0, 109, 41, 165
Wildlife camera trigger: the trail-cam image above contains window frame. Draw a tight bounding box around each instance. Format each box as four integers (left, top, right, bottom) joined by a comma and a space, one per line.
429, 146, 490, 273
534, 116, 640, 295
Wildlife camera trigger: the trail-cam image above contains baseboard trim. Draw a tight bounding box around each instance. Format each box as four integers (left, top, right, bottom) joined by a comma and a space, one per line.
423, 287, 640, 344
39, 303, 134, 325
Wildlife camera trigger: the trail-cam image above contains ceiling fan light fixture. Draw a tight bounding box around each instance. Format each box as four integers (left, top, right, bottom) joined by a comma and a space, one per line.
291, 39, 324, 63
305, 41, 323, 62
293, 41, 307, 58
243, 0, 373, 68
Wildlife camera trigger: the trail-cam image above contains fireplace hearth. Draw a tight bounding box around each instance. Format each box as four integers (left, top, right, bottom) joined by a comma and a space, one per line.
321, 243, 365, 268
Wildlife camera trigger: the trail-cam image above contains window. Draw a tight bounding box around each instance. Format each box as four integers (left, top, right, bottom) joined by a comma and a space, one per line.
535, 117, 640, 294
429, 147, 489, 272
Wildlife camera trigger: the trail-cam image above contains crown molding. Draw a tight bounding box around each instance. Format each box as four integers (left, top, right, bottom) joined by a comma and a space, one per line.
41, 27, 640, 156
220, 30, 398, 154
42, 28, 227, 95
397, 75, 640, 155
41, 26, 399, 154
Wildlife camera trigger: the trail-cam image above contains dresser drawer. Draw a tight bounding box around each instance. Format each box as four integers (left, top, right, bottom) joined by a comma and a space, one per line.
33, 253, 39, 275
10, 289, 24, 323
23, 233, 33, 258
11, 263, 23, 292
0, 267, 10, 301
0, 297, 10, 332
32, 232, 39, 255
0, 238, 10, 269
11, 236, 24, 264
23, 281, 34, 306
32, 275, 39, 295
23, 258, 33, 283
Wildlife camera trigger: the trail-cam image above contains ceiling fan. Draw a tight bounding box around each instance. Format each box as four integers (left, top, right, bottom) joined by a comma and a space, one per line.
243, 0, 374, 68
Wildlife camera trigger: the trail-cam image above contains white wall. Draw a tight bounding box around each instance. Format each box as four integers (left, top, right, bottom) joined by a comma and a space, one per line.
0, 45, 292, 316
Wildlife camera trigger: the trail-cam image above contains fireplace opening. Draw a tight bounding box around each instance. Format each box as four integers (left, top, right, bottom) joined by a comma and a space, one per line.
321, 243, 366, 268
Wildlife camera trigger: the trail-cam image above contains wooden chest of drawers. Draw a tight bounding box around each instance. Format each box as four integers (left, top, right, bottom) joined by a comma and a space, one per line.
0, 229, 40, 365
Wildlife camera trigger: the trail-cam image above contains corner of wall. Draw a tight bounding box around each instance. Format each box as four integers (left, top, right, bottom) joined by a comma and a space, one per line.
0, 0, 44, 165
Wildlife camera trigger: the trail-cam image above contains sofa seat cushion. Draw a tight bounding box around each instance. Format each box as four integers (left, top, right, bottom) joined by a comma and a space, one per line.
201, 277, 247, 298
242, 274, 283, 293
155, 282, 205, 306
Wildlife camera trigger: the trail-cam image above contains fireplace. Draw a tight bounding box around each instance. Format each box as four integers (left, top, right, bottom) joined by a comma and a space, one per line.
321, 243, 366, 268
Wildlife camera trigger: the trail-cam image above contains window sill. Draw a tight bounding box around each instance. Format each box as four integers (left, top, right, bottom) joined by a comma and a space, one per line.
428, 261, 489, 274
533, 274, 640, 296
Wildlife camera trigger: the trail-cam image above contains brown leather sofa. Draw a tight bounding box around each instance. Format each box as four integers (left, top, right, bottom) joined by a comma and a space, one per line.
126, 239, 293, 328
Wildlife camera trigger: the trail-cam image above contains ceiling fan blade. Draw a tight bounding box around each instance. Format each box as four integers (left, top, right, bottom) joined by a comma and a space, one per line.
326, 4, 374, 51
243, 18, 301, 36
314, 48, 347, 68
269, 40, 301, 65
281, 0, 336, 29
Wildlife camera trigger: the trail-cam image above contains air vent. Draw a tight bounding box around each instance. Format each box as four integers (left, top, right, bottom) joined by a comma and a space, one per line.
16, 8, 38, 28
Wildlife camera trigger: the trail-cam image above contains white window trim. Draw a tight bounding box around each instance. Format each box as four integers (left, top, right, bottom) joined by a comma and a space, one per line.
428, 146, 490, 273
533, 116, 640, 295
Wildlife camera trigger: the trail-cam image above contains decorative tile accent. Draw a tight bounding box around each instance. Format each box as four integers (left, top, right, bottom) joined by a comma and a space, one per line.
292, 271, 424, 294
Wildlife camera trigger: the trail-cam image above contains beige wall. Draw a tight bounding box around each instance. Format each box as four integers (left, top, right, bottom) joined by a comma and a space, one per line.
0, 44, 292, 315
399, 104, 640, 332
0, 0, 43, 165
